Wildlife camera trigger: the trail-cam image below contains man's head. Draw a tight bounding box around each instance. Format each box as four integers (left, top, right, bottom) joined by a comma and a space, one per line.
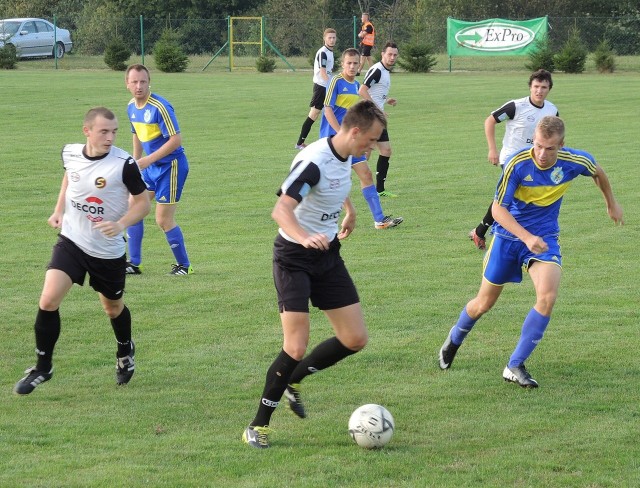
528, 69, 553, 106
125, 64, 151, 103
83, 107, 118, 157
533, 116, 565, 169
323, 28, 337, 49
340, 48, 360, 80
341, 100, 386, 157
381, 42, 399, 68
361, 13, 369, 23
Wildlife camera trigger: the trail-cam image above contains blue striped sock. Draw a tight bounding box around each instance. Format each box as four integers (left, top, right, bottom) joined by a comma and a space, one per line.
165, 226, 189, 267
126, 220, 144, 266
361, 184, 384, 222
451, 307, 477, 345
508, 308, 550, 367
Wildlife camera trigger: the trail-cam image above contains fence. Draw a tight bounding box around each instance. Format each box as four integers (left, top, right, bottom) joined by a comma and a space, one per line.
36, 15, 640, 72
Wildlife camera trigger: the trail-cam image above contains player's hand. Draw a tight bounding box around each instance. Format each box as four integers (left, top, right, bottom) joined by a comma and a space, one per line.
302, 233, 330, 250
48, 212, 63, 229
338, 214, 356, 240
386, 98, 397, 107
488, 149, 499, 166
525, 235, 549, 254
94, 221, 125, 238
608, 202, 624, 225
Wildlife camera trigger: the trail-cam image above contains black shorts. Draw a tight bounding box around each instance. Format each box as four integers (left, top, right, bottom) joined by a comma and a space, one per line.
378, 128, 390, 143
48, 235, 126, 300
273, 234, 359, 313
360, 44, 373, 57
309, 83, 327, 110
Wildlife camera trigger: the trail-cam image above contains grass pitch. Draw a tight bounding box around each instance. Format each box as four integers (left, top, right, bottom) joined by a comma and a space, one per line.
0, 68, 638, 487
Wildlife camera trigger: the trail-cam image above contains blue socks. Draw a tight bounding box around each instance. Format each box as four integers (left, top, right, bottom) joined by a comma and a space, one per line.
165, 226, 190, 267
361, 184, 385, 222
508, 308, 550, 367
126, 221, 144, 266
451, 307, 478, 345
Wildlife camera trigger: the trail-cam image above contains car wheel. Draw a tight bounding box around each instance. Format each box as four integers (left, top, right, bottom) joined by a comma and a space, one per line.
53, 42, 65, 59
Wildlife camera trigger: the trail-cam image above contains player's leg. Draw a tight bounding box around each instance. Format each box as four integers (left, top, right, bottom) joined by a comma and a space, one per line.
352, 160, 402, 229
504, 260, 561, 388
155, 157, 192, 275
244, 311, 308, 447
14, 260, 73, 395
296, 86, 324, 148
375, 131, 395, 196
126, 172, 154, 273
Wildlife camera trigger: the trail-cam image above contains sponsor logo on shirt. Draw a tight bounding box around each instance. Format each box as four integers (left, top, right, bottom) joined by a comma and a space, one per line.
71, 196, 105, 222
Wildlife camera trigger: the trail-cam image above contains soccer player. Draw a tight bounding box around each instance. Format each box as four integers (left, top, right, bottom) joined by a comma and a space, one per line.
321, 48, 403, 230
470, 69, 558, 250
124, 64, 193, 275
14, 107, 150, 395
359, 41, 399, 197
294, 28, 337, 150
439, 116, 624, 388
242, 101, 387, 448
357, 12, 375, 76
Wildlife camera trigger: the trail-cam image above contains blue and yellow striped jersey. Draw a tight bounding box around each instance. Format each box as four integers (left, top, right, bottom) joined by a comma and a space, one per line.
494, 146, 597, 240
127, 93, 184, 163
319, 74, 360, 138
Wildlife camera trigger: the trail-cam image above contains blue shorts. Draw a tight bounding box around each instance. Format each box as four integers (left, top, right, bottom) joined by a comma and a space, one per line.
141, 152, 189, 204
483, 234, 562, 286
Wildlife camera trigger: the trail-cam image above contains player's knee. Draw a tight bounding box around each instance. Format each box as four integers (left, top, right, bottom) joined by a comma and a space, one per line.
102, 301, 124, 319
344, 331, 368, 351
535, 293, 557, 316
286, 345, 307, 361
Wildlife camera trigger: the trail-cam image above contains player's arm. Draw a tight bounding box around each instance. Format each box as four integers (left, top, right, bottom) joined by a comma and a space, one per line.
48, 173, 68, 229
136, 133, 182, 170
132, 133, 143, 161
338, 197, 356, 240
323, 106, 341, 134
484, 115, 500, 165
591, 165, 624, 225
272, 194, 330, 250
492, 201, 548, 254
319, 52, 329, 84
358, 84, 373, 102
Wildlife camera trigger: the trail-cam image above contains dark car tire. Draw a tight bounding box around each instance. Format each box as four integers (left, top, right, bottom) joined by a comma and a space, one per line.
53, 42, 65, 59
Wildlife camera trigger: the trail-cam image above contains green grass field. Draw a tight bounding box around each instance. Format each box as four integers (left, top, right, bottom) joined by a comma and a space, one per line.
0, 67, 638, 487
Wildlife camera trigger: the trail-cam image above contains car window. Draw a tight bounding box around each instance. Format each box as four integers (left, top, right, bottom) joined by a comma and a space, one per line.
36, 21, 53, 33
0, 21, 22, 36
23, 21, 37, 34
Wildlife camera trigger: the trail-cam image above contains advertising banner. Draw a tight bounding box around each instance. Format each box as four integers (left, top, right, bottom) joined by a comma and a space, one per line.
447, 17, 548, 56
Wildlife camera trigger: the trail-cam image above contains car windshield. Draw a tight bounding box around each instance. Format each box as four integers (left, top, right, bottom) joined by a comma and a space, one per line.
0, 21, 22, 37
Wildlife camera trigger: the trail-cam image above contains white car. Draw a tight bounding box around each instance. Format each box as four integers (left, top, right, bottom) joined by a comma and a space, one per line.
0, 18, 73, 59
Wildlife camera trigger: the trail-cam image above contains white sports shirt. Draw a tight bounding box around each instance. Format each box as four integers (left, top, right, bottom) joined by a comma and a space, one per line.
492, 96, 559, 164
362, 61, 391, 110
60, 144, 146, 259
278, 137, 352, 243
312, 45, 334, 87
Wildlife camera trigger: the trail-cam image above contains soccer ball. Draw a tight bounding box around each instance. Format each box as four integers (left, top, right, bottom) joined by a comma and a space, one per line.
348, 404, 395, 449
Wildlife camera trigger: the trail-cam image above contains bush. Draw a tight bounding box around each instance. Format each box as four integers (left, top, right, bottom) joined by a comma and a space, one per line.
153, 30, 189, 73
525, 35, 555, 72
593, 39, 616, 73
0, 43, 17, 69
256, 55, 276, 73
554, 27, 588, 74
396, 43, 436, 73
104, 37, 130, 71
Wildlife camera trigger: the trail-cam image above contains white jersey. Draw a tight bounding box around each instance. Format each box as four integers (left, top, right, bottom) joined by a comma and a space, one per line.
312, 45, 334, 87
493, 96, 558, 164
278, 137, 352, 243
60, 144, 145, 259
362, 61, 391, 110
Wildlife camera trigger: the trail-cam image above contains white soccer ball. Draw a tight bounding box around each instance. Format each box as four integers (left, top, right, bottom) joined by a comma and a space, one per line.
348, 404, 395, 449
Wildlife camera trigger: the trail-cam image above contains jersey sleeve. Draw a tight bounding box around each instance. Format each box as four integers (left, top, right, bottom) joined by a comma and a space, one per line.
277, 160, 321, 203
319, 51, 328, 69
324, 77, 339, 107
491, 101, 516, 123
494, 159, 521, 208
363, 67, 382, 88
154, 97, 181, 138
122, 157, 148, 195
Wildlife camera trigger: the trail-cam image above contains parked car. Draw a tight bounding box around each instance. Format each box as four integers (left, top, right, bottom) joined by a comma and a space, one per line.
0, 18, 73, 59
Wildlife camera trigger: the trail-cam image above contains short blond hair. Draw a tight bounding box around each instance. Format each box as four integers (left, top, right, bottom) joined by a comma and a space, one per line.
536, 116, 565, 140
